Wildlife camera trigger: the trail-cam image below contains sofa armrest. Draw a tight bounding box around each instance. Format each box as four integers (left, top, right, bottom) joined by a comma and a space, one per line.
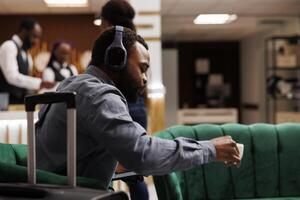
154, 172, 183, 200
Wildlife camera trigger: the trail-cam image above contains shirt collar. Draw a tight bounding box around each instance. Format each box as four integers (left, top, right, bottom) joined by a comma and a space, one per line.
52, 61, 61, 70
53, 61, 68, 70
12, 34, 23, 48
85, 65, 115, 86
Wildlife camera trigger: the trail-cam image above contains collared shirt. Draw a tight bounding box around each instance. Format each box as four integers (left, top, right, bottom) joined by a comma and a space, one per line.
0, 35, 41, 90
42, 61, 78, 82
36, 65, 216, 188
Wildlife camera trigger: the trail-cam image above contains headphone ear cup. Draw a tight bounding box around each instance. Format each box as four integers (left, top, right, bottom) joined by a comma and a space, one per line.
104, 26, 127, 71
105, 46, 127, 71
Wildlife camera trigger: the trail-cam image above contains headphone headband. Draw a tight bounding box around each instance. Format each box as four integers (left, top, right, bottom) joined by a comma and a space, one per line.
115, 25, 124, 32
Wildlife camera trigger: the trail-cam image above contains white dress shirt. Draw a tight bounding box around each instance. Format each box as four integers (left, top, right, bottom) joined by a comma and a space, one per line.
42, 61, 78, 82
0, 35, 41, 90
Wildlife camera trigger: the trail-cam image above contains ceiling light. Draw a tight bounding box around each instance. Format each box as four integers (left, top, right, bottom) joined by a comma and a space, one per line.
44, 0, 88, 7
93, 18, 102, 26
193, 14, 237, 25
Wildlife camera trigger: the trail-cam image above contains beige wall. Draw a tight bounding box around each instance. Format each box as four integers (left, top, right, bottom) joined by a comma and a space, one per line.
162, 49, 178, 127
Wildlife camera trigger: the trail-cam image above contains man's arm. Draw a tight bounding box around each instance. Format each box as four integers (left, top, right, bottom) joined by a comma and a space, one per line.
88, 91, 239, 175
0, 41, 41, 90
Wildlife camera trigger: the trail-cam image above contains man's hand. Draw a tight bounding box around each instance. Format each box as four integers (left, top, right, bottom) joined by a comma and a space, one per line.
210, 135, 241, 166
40, 81, 56, 89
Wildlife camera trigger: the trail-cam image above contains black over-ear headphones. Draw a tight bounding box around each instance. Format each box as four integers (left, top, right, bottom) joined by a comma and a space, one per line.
104, 26, 127, 71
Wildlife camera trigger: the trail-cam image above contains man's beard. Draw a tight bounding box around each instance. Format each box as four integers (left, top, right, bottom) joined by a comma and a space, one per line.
116, 71, 141, 103
118, 83, 140, 103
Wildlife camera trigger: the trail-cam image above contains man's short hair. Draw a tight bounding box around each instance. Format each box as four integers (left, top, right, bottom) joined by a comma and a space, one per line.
19, 18, 39, 32
101, 0, 136, 31
91, 27, 148, 68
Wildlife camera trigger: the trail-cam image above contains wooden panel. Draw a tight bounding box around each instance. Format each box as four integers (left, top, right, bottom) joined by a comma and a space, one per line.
0, 14, 99, 51
138, 11, 160, 16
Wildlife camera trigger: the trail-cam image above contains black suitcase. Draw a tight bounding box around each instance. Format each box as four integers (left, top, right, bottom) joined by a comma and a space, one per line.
0, 92, 128, 200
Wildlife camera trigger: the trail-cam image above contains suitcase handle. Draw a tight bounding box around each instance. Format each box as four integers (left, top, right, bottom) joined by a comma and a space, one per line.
25, 92, 76, 112
25, 92, 77, 187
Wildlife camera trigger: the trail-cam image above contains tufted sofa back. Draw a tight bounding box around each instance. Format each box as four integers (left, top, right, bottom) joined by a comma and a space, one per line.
153, 123, 300, 199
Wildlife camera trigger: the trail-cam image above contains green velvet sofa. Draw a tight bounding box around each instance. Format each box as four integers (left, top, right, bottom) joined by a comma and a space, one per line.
153, 123, 300, 200
0, 143, 107, 190
1, 123, 300, 199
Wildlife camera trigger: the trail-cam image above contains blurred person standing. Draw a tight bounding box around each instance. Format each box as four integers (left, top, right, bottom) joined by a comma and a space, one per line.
43, 41, 78, 83
0, 18, 54, 104
99, 0, 136, 32
98, 1, 149, 199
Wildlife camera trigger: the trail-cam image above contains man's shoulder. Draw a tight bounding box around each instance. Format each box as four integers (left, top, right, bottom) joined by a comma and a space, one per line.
58, 73, 125, 101
0, 40, 16, 52
57, 74, 128, 117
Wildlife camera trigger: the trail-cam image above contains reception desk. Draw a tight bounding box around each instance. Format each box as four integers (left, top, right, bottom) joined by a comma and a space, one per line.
0, 111, 38, 144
